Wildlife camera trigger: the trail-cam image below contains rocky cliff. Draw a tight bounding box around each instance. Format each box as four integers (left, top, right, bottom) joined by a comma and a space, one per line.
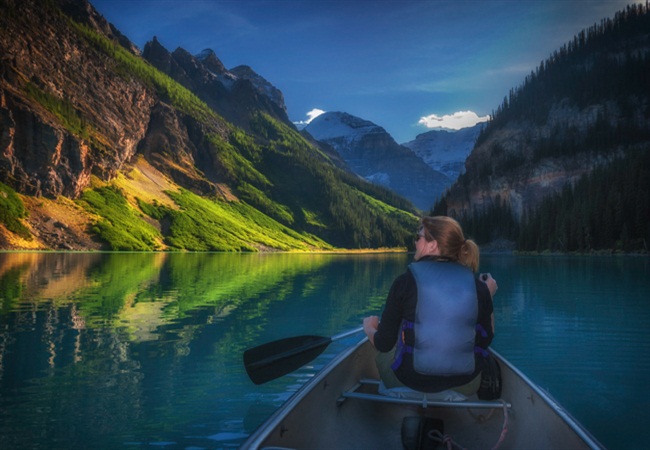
450, 107, 624, 220
142, 41, 289, 131
0, 0, 157, 199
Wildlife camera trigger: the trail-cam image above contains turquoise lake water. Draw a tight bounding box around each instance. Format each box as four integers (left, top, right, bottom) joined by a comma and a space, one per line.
0, 252, 648, 449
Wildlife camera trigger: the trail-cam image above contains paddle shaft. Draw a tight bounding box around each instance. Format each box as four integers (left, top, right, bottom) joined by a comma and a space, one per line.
331, 326, 365, 342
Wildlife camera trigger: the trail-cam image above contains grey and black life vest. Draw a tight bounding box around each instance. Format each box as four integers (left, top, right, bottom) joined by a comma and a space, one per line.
392, 260, 478, 376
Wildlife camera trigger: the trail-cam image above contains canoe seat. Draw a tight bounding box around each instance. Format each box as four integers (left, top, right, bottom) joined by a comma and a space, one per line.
337, 379, 510, 409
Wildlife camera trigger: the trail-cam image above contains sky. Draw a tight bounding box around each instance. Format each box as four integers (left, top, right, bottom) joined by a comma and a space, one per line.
90, 0, 638, 143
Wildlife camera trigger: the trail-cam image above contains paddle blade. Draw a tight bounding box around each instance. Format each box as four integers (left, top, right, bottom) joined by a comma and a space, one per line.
244, 335, 331, 385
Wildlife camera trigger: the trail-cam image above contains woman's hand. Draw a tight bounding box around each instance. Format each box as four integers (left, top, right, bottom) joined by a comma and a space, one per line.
363, 315, 379, 345
480, 273, 498, 298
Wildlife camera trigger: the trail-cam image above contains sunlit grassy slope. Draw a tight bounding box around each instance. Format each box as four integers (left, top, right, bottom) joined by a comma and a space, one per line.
75, 159, 332, 251
0, 182, 31, 240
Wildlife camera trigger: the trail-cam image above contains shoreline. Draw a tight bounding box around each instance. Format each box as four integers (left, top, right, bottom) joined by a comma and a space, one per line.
2, 248, 647, 256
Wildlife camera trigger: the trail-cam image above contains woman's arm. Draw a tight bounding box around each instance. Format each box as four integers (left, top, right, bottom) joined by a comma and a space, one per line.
363, 272, 410, 352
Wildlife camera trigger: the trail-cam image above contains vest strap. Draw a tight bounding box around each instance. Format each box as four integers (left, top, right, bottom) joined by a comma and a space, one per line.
391, 320, 414, 371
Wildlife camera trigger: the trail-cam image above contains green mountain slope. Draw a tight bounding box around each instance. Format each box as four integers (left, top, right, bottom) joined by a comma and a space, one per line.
0, 0, 417, 251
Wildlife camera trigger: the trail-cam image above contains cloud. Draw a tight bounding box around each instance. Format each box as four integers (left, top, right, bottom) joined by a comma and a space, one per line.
418, 111, 490, 130
293, 108, 326, 129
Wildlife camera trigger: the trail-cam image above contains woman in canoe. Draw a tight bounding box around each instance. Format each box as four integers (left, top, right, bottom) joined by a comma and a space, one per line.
363, 215, 498, 395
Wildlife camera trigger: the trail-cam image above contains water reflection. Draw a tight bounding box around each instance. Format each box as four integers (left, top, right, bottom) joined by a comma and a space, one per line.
1, 253, 648, 449
0, 252, 408, 449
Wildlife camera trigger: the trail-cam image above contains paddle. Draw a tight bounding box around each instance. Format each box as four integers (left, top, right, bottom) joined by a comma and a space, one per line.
243, 326, 364, 385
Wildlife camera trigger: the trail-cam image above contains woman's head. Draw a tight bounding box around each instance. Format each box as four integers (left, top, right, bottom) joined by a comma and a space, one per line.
417, 216, 480, 272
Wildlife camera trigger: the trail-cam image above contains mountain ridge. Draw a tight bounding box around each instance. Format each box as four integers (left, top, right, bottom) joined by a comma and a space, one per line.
305, 111, 451, 210
403, 124, 482, 187
2, 0, 647, 253
0, 0, 417, 251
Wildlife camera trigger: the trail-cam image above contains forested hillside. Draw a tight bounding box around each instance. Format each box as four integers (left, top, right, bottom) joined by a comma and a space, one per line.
435, 3, 650, 253
518, 149, 649, 252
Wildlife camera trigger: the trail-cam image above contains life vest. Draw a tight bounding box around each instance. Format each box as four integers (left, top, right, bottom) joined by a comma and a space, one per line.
392, 260, 478, 376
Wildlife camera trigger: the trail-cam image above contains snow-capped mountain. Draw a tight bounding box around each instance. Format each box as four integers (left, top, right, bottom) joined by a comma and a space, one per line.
305, 112, 451, 210
403, 124, 483, 182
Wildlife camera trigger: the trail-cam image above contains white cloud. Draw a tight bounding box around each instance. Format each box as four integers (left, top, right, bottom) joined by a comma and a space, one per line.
306, 108, 326, 122
293, 108, 326, 129
418, 110, 490, 130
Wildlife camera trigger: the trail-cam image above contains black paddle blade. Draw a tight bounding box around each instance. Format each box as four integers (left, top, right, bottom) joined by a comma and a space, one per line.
244, 335, 332, 385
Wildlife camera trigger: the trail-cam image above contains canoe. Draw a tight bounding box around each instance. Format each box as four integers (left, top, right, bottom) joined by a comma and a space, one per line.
241, 338, 605, 450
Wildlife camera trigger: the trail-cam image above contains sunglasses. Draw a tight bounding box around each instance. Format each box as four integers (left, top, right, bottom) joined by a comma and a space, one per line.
414, 233, 425, 242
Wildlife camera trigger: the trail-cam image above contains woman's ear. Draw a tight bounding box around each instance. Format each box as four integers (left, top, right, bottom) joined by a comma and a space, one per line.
427, 239, 440, 255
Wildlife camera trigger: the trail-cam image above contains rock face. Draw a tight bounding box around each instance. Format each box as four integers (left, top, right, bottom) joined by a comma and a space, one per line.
143, 41, 290, 132
0, 0, 156, 198
305, 112, 450, 210
137, 102, 220, 196
445, 102, 642, 221
0, 0, 286, 200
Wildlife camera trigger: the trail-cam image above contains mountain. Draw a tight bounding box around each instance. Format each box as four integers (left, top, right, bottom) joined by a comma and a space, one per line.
304, 111, 451, 210
0, 0, 417, 251
403, 124, 482, 187
434, 4, 650, 253
141, 40, 290, 132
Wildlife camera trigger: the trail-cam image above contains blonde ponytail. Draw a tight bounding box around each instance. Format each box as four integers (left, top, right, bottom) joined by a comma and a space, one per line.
459, 238, 480, 273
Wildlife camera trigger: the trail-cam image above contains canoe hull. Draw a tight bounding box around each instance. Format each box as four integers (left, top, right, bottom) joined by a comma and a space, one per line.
242, 339, 603, 449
